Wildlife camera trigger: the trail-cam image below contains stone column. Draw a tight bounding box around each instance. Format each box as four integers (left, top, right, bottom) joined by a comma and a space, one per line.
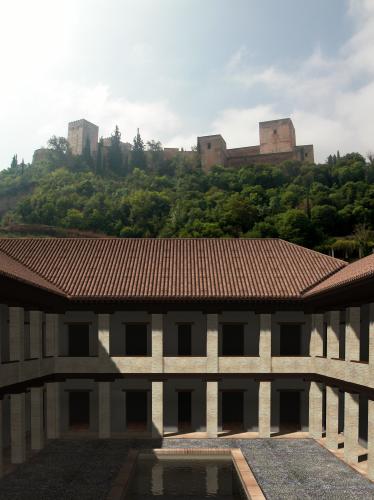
368, 398, 374, 480
326, 385, 339, 449
45, 314, 59, 357
207, 314, 218, 373
10, 392, 26, 463
29, 311, 43, 359
152, 314, 163, 373
98, 382, 111, 438
309, 381, 323, 438
344, 391, 359, 463
46, 382, 60, 439
206, 381, 218, 438
9, 306, 24, 362
259, 381, 271, 437
345, 307, 360, 362
368, 304, 374, 377
327, 311, 340, 359
98, 314, 110, 358
30, 386, 44, 450
152, 381, 163, 438
259, 314, 271, 371
310, 314, 324, 357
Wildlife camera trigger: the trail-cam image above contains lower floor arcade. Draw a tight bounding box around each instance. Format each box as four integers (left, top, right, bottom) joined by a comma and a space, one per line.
0, 376, 373, 478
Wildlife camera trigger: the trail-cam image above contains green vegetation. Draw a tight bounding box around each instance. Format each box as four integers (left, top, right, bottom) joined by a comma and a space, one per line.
1, 130, 374, 259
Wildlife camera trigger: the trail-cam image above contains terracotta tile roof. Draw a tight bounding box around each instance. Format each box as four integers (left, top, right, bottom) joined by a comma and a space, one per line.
0, 250, 63, 295
304, 252, 374, 296
0, 238, 346, 301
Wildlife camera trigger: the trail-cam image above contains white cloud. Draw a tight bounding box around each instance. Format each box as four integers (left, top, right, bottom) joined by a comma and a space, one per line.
220, 0, 374, 162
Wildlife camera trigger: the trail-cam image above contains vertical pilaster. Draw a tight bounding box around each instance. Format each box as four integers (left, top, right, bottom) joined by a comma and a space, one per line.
30, 386, 44, 450
45, 314, 59, 357
206, 381, 218, 438
368, 304, 374, 376
207, 314, 218, 373
151, 314, 163, 373
309, 381, 323, 438
46, 382, 60, 439
29, 311, 43, 359
0, 400, 3, 477
344, 391, 359, 463
368, 398, 374, 480
345, 307, 360, 362
10, 392, 26, 463
98, 314, 110, 358
326, 385, 339, 449
151, 381, 163, 438
259, 381, 271, 437
327, 311, 340, 359
259, 314, 271, 371
310, 314, 324, 357
98, 382, 111, 438
9, 307, 24, 362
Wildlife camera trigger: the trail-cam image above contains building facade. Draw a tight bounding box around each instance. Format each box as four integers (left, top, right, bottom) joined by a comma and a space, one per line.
198, 118, 314, 171
67, 119, 99, 156
0, 238, 372, 477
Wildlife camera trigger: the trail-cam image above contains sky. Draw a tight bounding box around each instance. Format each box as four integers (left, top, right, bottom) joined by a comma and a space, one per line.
1, 0, 374, 167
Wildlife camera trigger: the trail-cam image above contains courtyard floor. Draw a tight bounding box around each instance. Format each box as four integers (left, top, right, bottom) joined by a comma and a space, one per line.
0, 438, 373, 499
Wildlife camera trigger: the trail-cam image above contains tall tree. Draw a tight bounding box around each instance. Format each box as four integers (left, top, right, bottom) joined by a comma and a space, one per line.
10, 154, 18, 169
109, 125, 123, 175
96, 137, 106, 175
131, 128, 146, 170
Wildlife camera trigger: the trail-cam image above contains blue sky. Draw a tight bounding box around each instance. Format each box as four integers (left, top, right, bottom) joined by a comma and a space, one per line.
1, 0, 374, 166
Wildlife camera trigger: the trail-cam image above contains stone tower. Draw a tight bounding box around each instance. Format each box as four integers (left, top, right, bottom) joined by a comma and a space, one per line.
68, 119, 99, 156
259, 118, 296, 154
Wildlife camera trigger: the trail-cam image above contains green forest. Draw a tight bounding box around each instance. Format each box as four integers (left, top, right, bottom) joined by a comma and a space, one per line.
1, 129, 374, 260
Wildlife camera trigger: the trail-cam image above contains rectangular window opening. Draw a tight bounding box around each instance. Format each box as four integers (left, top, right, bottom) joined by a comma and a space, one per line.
125, 323, 148, 356
178, 324, 192, 356
68, 323, 90, 357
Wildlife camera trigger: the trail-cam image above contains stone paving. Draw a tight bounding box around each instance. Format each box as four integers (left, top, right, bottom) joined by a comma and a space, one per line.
0, 438, 373, 499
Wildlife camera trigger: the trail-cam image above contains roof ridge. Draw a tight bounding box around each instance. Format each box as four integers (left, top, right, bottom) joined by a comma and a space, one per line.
278, 238, 347, 266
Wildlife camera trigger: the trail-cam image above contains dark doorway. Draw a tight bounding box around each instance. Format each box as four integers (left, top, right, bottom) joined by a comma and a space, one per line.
68, 324, 90, 356
279, 324, 302, 356
279, 391, 300, 431
125, 324, 148, 356
222, 324, 244, 356
178, 324, 192, 356
178, 391, 192, 430
222, 391, 244, 431
69, 391, 90, 429
126, 391, 148, 431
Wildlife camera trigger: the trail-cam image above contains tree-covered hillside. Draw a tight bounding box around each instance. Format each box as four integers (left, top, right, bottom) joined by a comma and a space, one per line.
1, 132, 374, 259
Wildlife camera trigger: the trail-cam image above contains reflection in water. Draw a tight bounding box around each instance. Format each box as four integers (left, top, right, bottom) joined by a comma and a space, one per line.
126, 456, 246, 499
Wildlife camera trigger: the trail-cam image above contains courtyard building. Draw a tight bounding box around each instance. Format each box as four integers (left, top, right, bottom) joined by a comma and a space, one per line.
0, 238, 373, 478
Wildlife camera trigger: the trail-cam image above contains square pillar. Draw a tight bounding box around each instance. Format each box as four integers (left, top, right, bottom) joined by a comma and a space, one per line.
207, 314, 218, 373
151, 381, 163, 438
368, 399, 374, 480
151, 314, 163, 373
98, 382, 111, 438
206, 381, 218, 438
46, 382, 60, 439
368, 304, 374, 376
309, 381, 323, 438
344, 392, 359, 463
9, 307, 24, 362
259, 381, 271, 437
10, 392, 26, 463
45, 314, 59, 357
345, 307, 360, 362
259, 314, 271, 371
310, 314, 324, 357
327, 311, 340, 359
0, 400, 3, 477
326, 385, 339, 449
30, 387, 44, 450
98, 314, 110, 358
29, 311, 43, 359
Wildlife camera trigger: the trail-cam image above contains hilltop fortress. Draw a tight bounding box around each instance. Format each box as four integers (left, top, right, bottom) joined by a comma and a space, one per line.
35, 117, 314, 172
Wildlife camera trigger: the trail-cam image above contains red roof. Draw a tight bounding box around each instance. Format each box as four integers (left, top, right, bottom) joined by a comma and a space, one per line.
0, 238, 346, 301
305, 252, 374, 296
